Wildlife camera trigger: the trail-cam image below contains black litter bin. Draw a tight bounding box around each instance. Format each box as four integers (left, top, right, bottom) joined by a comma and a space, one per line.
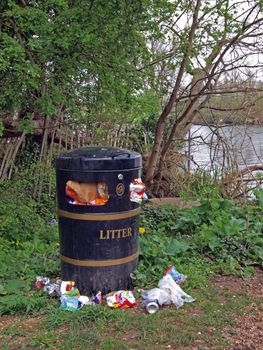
55, 147, 142, 295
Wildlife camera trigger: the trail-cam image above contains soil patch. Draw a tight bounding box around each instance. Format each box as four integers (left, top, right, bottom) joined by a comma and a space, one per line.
213, 269, 263, 350
213, 267, 263, 299
223, 303, 263, 350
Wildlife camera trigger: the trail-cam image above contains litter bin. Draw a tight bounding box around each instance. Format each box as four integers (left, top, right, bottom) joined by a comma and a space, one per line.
55, 147, 142, 295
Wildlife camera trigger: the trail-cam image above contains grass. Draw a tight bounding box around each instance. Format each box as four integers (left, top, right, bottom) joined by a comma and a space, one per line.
0, 280, 261, 350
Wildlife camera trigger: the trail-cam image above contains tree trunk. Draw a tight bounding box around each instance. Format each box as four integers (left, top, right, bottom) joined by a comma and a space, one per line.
145, 0, 202, 183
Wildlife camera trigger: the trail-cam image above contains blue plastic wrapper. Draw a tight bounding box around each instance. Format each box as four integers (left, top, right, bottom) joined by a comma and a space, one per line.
164, 265, 187, 284
60, 295, 81, 311
93, 291, 102, 304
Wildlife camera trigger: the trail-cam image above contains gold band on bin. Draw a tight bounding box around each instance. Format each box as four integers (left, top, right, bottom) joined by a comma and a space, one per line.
60, 251, 139, 267
58, 208, 141, 221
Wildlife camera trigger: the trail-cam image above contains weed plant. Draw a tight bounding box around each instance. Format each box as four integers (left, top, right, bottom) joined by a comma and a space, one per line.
134, 191, 263, 287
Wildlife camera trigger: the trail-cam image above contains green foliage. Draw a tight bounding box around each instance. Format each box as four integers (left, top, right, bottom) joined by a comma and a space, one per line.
0, 238, 60, 315
43, 304, 118, 331
0, 0, 167, 128
135, 194, 263, 286
18, 115, 35, 134
0, 193, 45, 241
0, 161, 56, 222
0, 163, 59, 315
254, 189, 263, 208
174, 168, 223, 200
0, 289, 53, 315
140, 205, 179, 234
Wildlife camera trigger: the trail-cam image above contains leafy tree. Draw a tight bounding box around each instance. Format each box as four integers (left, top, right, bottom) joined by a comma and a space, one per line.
0, 0, 166, 140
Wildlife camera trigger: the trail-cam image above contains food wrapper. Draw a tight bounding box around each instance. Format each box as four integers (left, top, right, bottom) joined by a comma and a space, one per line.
35, 276, 50, 289
66, 181, 109, 206
93, 291, 102, 305
60, 295, 81, 311
97, 182, 109, 200
129, 178, 146, 203
66, 181, 98, 204
60, 280, 74, 294
79, 296, 94, 306
60, 281, 79, 295
163, 265, 187, 285
106, 291, 137, 309
64, 288, 80, 297
43, 282, 61, 297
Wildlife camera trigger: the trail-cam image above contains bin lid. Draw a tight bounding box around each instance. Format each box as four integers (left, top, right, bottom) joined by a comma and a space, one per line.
56, 147, 142, 171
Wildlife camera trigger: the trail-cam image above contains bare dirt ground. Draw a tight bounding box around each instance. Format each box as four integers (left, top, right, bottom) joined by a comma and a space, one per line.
215, 268, 263, 350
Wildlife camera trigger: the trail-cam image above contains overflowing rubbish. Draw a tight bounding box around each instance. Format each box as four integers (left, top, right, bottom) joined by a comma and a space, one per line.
159, 275, 195, 307
35, 276, 62, 297
143, 299, 159, 314
59, 284, 103, 310
35, 276, 50, 289
97, 183, 108, 202
34, 276, 138, 312
60, 281, 80, 296
164, 265, 187, 285
35, 273, 193, 314
93, 291, 102, 305
106, 290, 137, 309
59, 280, 98, 310
60, 295, 81, 311
66, 181, 109, 206
43, 282, 61, 297
129, 178, 147, 203
34, 276, 102, 311
141, 274, 195, 313
141, 288, 171, 306
78, 295, 93, 305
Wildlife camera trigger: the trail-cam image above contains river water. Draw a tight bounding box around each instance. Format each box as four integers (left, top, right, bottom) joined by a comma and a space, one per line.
185, 124, 263, 171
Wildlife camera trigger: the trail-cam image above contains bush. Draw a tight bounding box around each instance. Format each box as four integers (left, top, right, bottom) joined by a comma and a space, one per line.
0, 162, 59, 315
0, 162, 56, 222
0, 192, 47, 242
134, 194, 263, 287
0, 235, 60, 315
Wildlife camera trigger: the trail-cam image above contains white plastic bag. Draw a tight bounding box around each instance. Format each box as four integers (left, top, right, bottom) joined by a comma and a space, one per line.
141, 274, 195, 309
158, 275, 195, 308
141, 288, 171, 306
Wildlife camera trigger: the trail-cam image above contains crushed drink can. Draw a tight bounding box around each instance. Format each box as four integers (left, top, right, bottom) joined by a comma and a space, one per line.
144, 299, 159, 314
